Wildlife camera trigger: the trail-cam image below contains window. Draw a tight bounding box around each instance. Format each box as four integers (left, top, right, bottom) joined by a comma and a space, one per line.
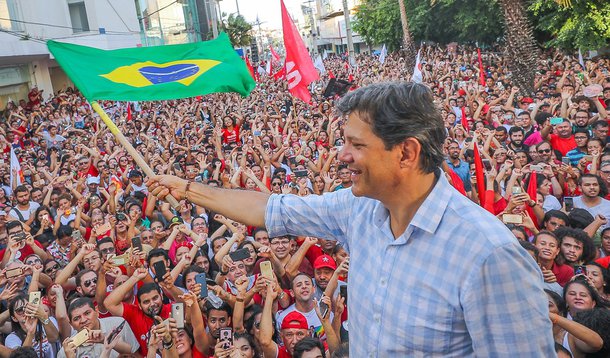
68, 0, 89, 33
0, 0, 24, 31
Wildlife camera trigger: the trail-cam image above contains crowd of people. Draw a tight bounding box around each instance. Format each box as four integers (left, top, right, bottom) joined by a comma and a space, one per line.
0, 44, 609, 357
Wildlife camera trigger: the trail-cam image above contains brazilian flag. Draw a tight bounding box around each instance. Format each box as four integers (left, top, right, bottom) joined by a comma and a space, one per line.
47, 32, 255, 101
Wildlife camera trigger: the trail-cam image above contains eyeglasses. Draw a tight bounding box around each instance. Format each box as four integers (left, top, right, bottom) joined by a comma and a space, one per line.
270, 239, 290, 246
537, 149, 551, 154
14, 305, 25, 315
574, 136, 588, 140
26, 258, 42, 266
45, 263, 59, 273
100, 247, 115, 254
83, 278, 98, 288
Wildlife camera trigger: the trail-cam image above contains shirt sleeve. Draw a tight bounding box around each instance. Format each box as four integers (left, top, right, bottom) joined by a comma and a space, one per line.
461, 243, 556, 356
5, 333, 22, 348
265, 190, 355, 244
120, 319, 141, 353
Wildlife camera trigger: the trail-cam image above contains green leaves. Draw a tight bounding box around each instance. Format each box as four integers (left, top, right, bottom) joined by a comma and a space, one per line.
529, 0, 610, 51
221, 13, 253, 48
354, 0, 609, 51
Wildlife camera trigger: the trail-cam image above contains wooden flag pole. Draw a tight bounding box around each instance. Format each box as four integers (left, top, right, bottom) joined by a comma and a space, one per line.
91, 101, 180, 210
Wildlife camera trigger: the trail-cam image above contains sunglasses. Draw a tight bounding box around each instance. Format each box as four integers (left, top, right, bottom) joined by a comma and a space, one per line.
45, 263, 60, 273
83, 278, 98, 288
100, 247, 115, 254
272, 183, 282, 187
537, 149, 551, 154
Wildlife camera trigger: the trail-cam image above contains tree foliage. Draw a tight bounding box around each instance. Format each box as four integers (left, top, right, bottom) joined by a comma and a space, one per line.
353, 0, 610, 51
529, 0, 610, 51
354, 0, 502, 49
221, 13, 253, 47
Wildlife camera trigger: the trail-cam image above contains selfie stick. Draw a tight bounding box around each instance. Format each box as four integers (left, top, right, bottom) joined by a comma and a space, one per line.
91, 101, 180, 210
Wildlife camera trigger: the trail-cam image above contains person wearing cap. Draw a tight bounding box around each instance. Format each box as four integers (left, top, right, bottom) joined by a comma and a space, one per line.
86, 175, 101, 196
310, 254, 345, 301
148, 82, 555, 357
260, 283, 335, 358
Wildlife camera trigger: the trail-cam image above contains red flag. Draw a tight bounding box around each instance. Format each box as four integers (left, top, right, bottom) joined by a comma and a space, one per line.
447, 168, 467, 196
473, 143, 486, 206
526, 171, 539, 228
245, 57, 256, 81
348, 74, 354, 82
477, 48, 485, 86
270, 46, 281, 63
281, 0, 319, 102
461, 106, 468, 131
328, 70, 335, 79
273, 66, 286, 80
126, 103, 132, 121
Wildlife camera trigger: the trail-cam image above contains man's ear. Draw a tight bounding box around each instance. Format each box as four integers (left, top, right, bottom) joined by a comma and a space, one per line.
399, 138, 422, 170
289, 289, 295, 299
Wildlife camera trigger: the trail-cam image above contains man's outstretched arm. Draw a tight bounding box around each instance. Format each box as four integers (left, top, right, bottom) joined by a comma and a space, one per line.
147, 175, 270, 227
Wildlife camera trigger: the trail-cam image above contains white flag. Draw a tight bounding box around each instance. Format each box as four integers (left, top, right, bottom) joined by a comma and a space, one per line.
10, 146, 22, 186
412, 48, 423, 83
265, 60, 271, 75
578, 49, 585, 68
323, 50, 329, 60
379, 44, 387, 64
257, 65, 266, 76
314, 55, 326, 74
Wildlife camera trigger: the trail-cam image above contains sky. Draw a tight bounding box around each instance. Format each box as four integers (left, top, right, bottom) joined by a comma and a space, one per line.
218, 0, 306, 30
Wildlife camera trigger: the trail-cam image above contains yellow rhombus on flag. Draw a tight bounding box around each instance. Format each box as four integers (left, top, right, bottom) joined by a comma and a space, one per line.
47, 32, 255, 101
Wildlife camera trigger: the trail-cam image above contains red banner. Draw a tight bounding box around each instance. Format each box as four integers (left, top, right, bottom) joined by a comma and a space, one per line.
477, 48, 485, 86
281, 0, 319, 102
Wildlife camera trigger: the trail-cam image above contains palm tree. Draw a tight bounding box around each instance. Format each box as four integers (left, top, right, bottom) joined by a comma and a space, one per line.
497, 0, 541, 95
220, 13, 253, 47
398, 0, 417, 72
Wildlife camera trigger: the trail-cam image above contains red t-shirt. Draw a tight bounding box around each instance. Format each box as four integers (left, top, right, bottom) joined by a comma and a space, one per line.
551, 262, 574, 287
549, 134, 577, 156
0, 240, 44, 262
122, 302, 172, 356
596, 256, 610, 269
222, 125, 240, 144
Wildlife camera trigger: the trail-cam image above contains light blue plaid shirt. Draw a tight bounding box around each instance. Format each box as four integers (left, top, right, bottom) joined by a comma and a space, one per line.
265, 172, 556, 357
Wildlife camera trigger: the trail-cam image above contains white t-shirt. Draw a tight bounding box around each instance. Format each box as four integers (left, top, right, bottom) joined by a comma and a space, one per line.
9, 201, 40, 222
5, 317, 58, 358
56, 316, 139, 358
573, 196, 610, 229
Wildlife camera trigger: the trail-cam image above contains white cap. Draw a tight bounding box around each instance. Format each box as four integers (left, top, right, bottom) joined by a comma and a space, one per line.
87, 176, 100, 185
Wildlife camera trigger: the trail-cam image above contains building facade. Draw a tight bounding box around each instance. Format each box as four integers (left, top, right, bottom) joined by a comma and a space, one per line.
0, 0, 141, 104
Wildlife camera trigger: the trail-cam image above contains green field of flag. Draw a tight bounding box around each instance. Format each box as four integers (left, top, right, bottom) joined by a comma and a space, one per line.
47, 32, 255, 101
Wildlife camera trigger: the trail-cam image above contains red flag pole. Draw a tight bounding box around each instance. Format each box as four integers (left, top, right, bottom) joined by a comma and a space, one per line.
477, 48, 485, 86
526, 171, 539, 228
473, 142, 486, 206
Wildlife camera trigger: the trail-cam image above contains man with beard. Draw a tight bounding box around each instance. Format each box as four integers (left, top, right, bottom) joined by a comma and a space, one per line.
573, 174, 610, 230
276, 274, 331, 340
507, 127, 528, 152
445, 140, 471, 192
8, 185, 40, 222
57, 298, 139, 358
104, 267, 172, 356
565, 129, 589, 166
311, 254, 345, 301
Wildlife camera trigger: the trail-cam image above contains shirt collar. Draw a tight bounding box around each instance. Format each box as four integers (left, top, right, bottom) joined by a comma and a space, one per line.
409, 170, 452, 234
372, 168, 452, 235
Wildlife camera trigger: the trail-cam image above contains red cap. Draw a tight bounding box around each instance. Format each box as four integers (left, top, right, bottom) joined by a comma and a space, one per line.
313, 255, 337, 271
520, 97, 534, 104
281, 311, 309, 330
